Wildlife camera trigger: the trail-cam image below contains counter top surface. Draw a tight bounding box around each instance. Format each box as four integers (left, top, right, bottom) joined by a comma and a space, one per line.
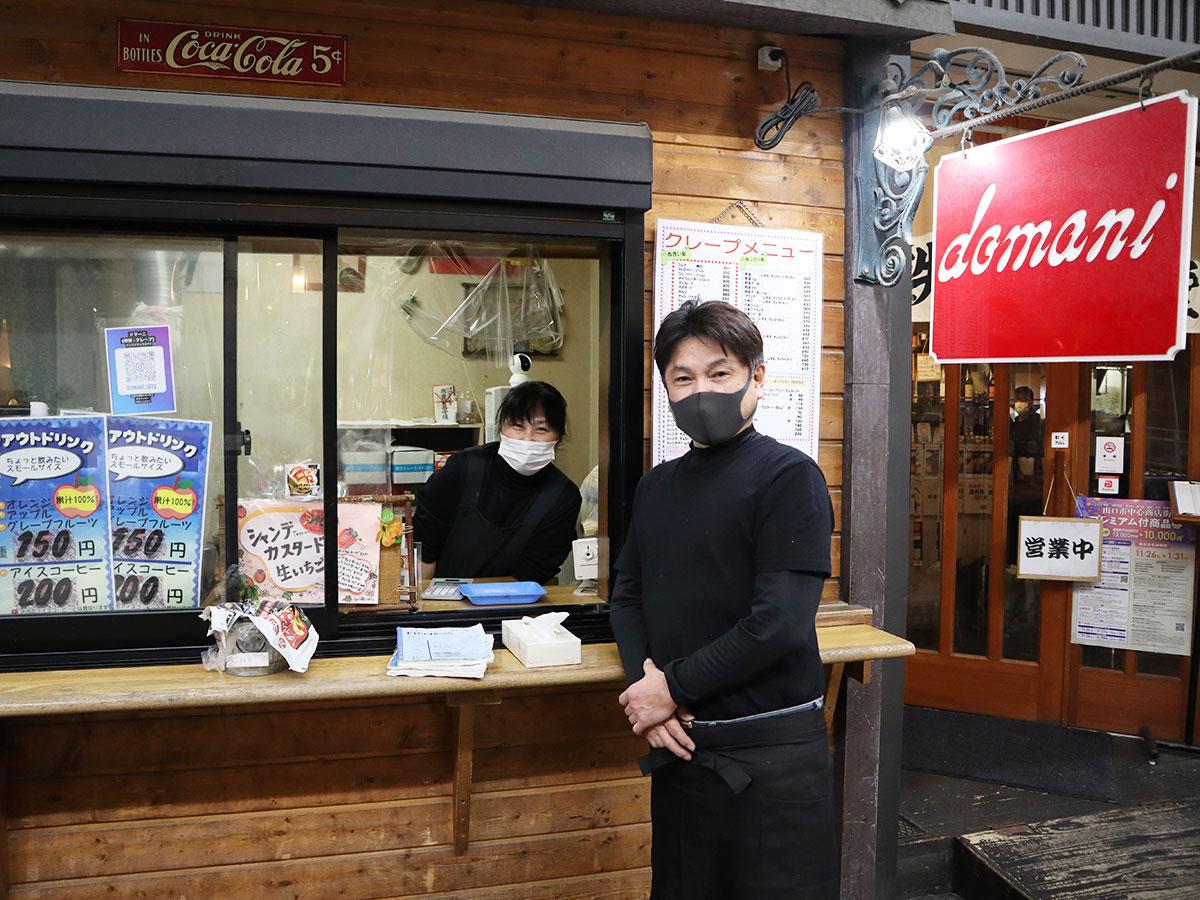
0, 623, 914, 719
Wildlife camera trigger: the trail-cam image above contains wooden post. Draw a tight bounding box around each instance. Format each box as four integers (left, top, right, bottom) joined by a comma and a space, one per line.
840, 39, 914, 900
446, 691, 500, 855
451, 703, 475, 855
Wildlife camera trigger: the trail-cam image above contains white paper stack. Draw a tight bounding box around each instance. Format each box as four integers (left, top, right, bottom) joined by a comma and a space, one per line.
387, 623, 495, 679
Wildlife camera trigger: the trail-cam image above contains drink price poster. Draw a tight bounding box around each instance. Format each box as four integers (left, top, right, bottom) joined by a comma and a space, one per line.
0, 416, 112, 615
652, 218, 824, 464
107, 416, 211, 610
1072, 497, 1196, 655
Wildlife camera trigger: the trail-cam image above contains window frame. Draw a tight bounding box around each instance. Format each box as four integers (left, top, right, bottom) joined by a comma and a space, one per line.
0, 189, 643, 669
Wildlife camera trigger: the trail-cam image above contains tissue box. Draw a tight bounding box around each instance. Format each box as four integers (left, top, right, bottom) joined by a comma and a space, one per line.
502, 616, 582, 668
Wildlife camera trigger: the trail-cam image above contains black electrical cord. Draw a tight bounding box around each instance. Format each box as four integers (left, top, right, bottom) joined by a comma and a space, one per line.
754, 49, 820, 150
755, 48, 863, 150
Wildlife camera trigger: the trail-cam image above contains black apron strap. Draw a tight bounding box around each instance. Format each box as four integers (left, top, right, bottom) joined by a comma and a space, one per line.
479, 469, 570, 577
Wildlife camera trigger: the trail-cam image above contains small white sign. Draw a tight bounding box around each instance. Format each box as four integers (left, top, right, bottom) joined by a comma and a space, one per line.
1017, 516, 1103, 582
1098, 476, 1120, 495
1095, 436, 1125, 474
1052, 432, 1070, 449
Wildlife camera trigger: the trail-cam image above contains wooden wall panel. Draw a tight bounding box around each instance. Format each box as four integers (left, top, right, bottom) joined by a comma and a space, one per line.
0, 0, 844, 893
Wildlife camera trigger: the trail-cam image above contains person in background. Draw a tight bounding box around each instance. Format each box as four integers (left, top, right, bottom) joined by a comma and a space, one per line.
1010, 384, 1044, 485
414, 381, 581, 584
610, 300, 837, 898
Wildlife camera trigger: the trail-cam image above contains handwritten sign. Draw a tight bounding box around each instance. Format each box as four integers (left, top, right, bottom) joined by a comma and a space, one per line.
237, 500, 381, 606
0, 416, 113, 614
336, 503, 381, 605
1017, 515, 1102, 582
108, 416, 210, 610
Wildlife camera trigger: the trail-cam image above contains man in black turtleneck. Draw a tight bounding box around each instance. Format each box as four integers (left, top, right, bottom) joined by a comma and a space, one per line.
610, 300, 836, 899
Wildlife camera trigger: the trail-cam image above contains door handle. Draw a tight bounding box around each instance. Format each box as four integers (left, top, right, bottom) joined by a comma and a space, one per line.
225, 425, 253, 456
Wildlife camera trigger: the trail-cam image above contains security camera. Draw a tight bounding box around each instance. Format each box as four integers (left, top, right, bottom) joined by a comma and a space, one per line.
508, 353, 532, 386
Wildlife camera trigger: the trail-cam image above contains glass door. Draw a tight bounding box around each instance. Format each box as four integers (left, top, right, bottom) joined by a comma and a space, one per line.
1068, 345, 1197, 741
905, 330, 1073, 722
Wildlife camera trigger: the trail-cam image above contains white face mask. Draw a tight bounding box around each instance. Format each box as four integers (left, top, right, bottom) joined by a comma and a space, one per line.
498, 435, 556, 476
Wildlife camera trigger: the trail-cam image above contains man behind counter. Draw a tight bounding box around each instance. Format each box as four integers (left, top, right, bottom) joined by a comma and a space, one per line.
414, 381, 582, 584
611, 300, 837, 898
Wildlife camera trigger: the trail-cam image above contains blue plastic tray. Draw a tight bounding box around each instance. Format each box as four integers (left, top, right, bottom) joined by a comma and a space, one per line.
458, 582, 547, 606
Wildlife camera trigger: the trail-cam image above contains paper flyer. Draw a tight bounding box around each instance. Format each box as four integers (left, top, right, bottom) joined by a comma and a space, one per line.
0, 416, 113, 614
1073, 497, 1196, 655
336, 502, 381, 605
107, 416, 211, 610
237, 500, 382, 606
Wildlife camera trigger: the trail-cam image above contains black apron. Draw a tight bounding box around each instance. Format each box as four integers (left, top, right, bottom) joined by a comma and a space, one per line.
434, 449, 569, 579
642, 706, 837, 899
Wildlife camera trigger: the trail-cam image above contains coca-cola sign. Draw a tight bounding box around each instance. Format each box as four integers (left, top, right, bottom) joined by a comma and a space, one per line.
931, 91, 1196, 363
117, 19, 346, 86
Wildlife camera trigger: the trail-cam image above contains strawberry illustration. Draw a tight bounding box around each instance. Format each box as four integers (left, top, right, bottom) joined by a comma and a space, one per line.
337, 527, 358, 549
299, 509, 324, 534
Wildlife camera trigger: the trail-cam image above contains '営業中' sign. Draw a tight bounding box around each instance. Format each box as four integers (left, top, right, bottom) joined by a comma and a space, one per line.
1017, 516, 1102, 582
117, 20, 347, 86
931, 91, 1196, 363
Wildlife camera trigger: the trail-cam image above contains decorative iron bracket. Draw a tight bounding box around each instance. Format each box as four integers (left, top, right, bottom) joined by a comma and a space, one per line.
854, 48, 1086, 286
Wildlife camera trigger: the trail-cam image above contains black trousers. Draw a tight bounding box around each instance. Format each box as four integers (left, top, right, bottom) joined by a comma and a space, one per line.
645, 707, 837, 899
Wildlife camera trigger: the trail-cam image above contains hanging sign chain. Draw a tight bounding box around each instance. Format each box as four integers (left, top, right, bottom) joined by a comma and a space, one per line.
1042, 458, 1081, 516
711, 199, 766, 228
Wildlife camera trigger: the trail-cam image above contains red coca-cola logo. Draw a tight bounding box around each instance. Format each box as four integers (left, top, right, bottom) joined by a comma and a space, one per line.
117, 20, 346, 86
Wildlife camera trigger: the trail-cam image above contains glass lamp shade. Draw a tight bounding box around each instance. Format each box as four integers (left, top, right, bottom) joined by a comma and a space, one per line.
873, 101, 933, 172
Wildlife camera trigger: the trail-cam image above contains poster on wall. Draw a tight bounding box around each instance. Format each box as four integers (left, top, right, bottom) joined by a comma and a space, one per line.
1072, 497, 1196, 655
652, 219, 823, 464
104, 325, 176, 416
911, 232, 933, 323
0, 416, 113, 614
237, 500, 381, 606
931, 91, 1196, 362
1188, 258, 1198, 332
107, 416, 210, 610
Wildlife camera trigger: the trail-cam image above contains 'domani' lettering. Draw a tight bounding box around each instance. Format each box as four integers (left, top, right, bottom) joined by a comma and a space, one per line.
937, 172, 1180, 282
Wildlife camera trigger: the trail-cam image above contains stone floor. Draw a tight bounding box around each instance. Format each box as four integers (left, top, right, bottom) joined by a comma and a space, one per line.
896, 723, 1200, 898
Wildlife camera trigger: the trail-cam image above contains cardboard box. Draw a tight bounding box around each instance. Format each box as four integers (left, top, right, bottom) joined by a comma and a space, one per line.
391, 446, 436, 485
342, 450, 389, 491
502, 613, 581, 668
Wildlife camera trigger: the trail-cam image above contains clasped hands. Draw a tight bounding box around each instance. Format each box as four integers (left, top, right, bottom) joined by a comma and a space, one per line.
618, 658, 695, 761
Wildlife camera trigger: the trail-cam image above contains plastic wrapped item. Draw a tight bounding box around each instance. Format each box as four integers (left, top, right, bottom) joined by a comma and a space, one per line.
201, 600, 319, 674
378, 239, 565, 367
338, 428, 391, 496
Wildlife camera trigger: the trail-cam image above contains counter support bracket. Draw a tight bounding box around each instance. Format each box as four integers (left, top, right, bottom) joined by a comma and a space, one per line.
447, 692, 502, 855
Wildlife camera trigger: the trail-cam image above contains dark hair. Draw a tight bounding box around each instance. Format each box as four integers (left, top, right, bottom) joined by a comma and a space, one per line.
1014, 386, 1035, 401
497, 381, 568, 438
653, 300, 764, 379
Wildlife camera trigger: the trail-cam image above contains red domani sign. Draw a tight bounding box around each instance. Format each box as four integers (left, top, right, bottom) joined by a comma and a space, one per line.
931, 91, 1196, 363
117, 19, 346, 86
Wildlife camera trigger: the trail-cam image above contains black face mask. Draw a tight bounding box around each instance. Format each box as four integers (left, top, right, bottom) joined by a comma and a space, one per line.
669, 377, 756, 446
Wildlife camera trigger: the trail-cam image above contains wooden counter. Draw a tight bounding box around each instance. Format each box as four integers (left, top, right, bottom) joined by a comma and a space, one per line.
0, 617, 913, 898
0, 624, 913, 718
